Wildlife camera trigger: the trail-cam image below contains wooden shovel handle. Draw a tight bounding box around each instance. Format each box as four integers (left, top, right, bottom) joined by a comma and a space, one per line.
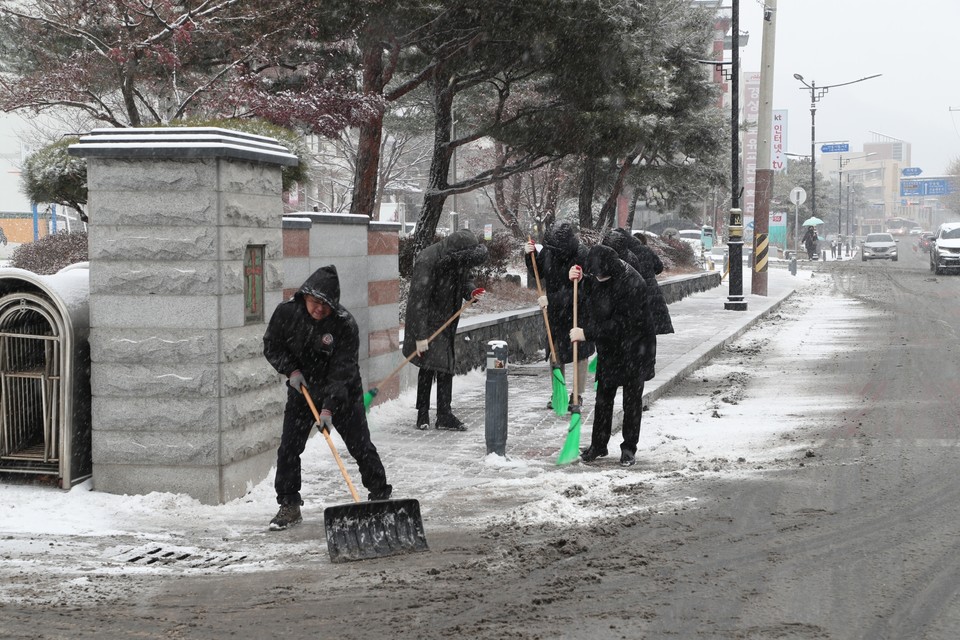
528, 236, 560, 366
370, 296, 478, 394
572, 278, 579, 407
302, 386, 361, 503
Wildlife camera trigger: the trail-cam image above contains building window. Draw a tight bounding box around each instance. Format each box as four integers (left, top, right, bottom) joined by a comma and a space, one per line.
244, 245, 265, 324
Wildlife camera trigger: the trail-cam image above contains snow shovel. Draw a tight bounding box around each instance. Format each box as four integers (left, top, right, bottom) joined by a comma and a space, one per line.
528, 237, 568, 416
301, 387, 429, 563
556, 278, 582, 465
363, 296, 479, 412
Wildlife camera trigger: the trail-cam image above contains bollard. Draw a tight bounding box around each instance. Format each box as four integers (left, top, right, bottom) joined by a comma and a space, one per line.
789, 256, 797, 275
484, 340, 509, 456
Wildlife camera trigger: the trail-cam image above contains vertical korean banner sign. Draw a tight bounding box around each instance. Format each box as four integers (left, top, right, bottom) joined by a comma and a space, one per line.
772, 110, 787, 173
742, 71, 762, 238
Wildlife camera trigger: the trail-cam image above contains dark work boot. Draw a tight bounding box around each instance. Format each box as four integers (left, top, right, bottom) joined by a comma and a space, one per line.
368, 485, 393, 501
416, 409, 430, 431
580, 446, 608, 463
269, 503, 302, 531
435, 413, 467, 431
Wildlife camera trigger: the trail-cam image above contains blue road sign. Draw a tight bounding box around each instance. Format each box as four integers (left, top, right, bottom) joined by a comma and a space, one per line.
901, 167, 923, 176
820, 143, 849, 153
900, 178, 953, 197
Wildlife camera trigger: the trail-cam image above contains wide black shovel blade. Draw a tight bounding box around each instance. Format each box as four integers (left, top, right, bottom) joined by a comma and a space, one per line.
323, 498, 429, 563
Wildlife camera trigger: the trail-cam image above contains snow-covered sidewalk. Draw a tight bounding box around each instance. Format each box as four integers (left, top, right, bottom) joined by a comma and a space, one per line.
0, 266, 835, 604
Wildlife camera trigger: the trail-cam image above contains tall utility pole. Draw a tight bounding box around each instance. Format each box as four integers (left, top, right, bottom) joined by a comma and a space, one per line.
724, 0, 747, 311
793, 72, 882, 218
751, 0, 777, 297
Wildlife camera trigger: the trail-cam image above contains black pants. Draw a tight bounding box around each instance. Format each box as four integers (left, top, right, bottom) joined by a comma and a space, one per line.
275, 389, 390, 505
416, 368, 454, 415
590, 375, 645, 456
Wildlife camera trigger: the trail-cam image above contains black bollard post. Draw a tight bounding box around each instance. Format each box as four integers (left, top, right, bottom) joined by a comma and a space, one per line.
484, 340, 509, 456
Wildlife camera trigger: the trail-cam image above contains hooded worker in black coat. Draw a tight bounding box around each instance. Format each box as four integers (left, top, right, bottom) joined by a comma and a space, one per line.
402, 230, 488, 431
619, 229, 674, 335
569, 245, 655, 467
263, 265, 392, 530
523, 222, 595, 406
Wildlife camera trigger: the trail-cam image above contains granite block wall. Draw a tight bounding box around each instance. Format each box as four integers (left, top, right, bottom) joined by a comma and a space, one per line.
72, 126, 296, 505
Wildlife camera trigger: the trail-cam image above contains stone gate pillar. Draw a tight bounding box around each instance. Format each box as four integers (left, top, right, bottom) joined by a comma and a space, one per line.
69, 128, 298, 504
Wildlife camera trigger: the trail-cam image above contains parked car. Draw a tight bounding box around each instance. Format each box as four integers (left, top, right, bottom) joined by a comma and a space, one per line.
861, 233, 898, 262
919, 233, 935, 252
930, 222, 960, 274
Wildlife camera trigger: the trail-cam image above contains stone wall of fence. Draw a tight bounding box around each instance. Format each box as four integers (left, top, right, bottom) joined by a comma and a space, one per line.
280, 213, 402, 403
450, 271, 723, 372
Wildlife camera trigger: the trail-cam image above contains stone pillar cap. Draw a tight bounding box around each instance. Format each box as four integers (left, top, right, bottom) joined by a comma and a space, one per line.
67, 126, 299, 167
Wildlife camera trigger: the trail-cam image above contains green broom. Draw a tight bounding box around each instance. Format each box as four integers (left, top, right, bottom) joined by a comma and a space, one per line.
528, 237, 567, 416
362, 297, 478, 412
589, 354, 598, 390
556, 278, 582, 465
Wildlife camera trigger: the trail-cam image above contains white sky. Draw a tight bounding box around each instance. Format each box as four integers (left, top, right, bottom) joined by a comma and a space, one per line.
1, 1, 957, 210
738, 0, 960, 175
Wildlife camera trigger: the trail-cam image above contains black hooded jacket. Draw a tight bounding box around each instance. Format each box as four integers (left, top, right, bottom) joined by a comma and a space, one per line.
263, 265, 362, 415
582, 245, 656, 385
402, 230, 488, 373
613, 228, 674, 335
524, 223, 595, 363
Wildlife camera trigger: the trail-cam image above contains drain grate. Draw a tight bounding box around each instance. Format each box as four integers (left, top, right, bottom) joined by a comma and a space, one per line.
110, 543, 250, 569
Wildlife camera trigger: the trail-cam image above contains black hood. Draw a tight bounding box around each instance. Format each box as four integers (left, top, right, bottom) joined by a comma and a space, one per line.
297, 264, 341, 309
585, 245, 625, 280
548, 223, 579, 257
602, 229, 627, 256
439, 229, 488, 269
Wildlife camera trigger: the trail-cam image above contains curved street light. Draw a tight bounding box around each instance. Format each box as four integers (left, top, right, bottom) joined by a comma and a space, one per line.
793, 73, 882, 219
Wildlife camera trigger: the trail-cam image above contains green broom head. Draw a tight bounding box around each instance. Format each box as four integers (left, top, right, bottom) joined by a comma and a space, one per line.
556, 406, 582, 465
588, 355, 598, 374
551, 366, 568, 416
363, 387, 378, 413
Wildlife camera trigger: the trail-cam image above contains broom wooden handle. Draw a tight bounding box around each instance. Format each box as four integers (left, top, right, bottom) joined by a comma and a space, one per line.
572, 278, 579, 406
302, 386, 362, 503
528, 236, 560, 366
370, 296, 478, 393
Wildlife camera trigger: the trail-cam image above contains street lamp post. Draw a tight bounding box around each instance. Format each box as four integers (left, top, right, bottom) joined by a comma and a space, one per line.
724, 0, 747, 311
792, 73, 882, 219
837, 153, 876, 241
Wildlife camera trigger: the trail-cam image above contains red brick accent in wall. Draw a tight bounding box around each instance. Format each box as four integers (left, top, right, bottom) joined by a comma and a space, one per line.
283, 228, 309, 257
282, 288, 298, 301
368, 279, 400, 306
368, 231, 399, 256
369, 328, 400, 358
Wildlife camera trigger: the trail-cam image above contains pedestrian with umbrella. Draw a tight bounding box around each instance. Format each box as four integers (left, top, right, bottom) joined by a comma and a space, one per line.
403, 229, 488, 431
523, 223, 595, 412
568, 244, 655, 467
802, 224, 819, 260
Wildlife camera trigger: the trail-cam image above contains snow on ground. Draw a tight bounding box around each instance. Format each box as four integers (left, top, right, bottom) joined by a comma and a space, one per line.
0, 268, 876, 605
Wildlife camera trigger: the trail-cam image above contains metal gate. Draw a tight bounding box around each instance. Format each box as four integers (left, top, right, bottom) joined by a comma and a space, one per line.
0, 266, 90, 487
0, 295, 63, 474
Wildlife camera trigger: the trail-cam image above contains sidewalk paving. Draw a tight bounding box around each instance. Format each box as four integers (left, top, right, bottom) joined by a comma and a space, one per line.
364, 266, 804, 525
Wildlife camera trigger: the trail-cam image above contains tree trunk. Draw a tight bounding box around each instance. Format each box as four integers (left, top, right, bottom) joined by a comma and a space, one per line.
542, 161, 561, 233
412, 70, 455, 256
625, 187, 641, 230
350, 36, 386, 218
578, 156, 597, 229
597, 153, 638, 230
